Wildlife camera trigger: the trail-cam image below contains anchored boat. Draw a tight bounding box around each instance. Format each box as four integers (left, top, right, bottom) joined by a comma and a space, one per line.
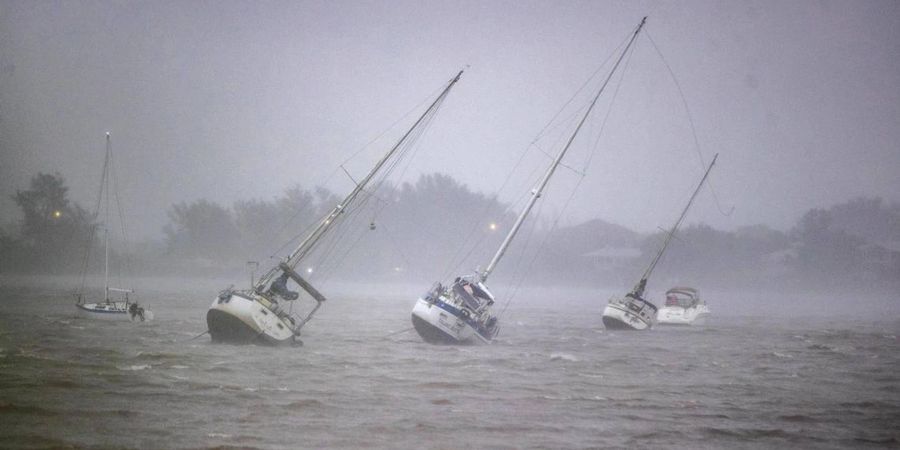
411, 18, 648, 345
75, 133, 152, 322
602, 154, 717, 330
207, 71, 464, 345
656, 287, 709, 326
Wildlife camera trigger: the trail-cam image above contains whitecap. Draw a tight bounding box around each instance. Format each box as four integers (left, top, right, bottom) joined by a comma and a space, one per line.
170, 365, 189, 369
207, 433, 231, 438
550, 353, 579, 362
772, 352, 792, 359
578, 372, 604, 379
118, 364, 151, 371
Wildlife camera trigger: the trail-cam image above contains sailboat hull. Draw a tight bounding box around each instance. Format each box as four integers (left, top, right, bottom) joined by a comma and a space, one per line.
410, 298, 482, 345
657, 305, 710, 326
207, 292, 297, 346
76, 302, 152, 322
601, 299, 655, 331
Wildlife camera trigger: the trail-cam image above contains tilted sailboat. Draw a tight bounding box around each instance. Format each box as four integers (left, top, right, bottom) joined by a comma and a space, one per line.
601, 154, 717, 330
75, 133, 152, 322
411, 18, 648, 345
207, 71, 464, 345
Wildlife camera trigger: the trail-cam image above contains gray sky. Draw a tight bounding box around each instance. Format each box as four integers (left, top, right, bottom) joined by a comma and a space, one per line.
2, 0, 898, 240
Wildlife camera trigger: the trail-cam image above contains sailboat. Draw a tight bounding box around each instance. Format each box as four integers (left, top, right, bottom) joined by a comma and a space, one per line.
601, 154, 717, 330
411, 18, 648, 345
207, 71, 464, 345
75, 133, 152, 322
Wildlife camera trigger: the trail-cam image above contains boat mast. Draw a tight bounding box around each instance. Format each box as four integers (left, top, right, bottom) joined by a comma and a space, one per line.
256, 70, 464, 289
104, 132, 111, 303
631, 153, 717, 298
481, 17, 647, 283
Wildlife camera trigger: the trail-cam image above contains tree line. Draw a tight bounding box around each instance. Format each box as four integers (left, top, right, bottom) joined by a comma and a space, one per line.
2, 171, 898, 292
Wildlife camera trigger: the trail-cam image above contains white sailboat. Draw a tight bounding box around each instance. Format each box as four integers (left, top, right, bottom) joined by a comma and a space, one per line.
207, 71, 464, 345
656, 287, 709, 326
601, 154, 717, 330
75, 133, 152, 322
411, 18, 648, 345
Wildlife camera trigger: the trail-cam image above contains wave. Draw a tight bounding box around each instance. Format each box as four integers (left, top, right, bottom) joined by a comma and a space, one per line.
417, 381, 465, 389
281, 399, 325, 410
549, 352, 579, 362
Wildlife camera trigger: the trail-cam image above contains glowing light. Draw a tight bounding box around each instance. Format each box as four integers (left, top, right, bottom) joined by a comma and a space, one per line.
489, 222, 497, 231
53, 210, 62, 218
307, 267, 313, 274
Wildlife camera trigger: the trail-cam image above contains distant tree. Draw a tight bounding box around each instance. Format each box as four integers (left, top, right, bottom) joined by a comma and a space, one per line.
827, 197, 900, 244
792, 208, 866, 285
9, 172, 93, 271
164, 199, 239, 262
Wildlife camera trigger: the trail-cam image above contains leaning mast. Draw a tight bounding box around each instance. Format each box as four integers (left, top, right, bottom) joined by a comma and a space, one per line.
481, 17, 647, 282
255, 71, 464, 290
631, 153, 717, 298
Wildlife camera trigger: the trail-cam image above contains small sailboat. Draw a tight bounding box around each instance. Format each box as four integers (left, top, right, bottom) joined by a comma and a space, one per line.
411, 18, 648, 345
601, 154, 717, 330
207, 71, 464, 345
75, 133, 152, 322
656, 287, 709, 326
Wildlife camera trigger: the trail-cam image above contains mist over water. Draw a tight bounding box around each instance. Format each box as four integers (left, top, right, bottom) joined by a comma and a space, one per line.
1, 277, 897, 448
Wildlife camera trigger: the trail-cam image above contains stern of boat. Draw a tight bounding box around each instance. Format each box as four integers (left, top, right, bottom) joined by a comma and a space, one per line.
601, 297, 655, 330
207, 291, 297, 345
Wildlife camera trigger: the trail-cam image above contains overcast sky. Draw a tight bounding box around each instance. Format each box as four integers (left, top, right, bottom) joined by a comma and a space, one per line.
2, 0, 898, 240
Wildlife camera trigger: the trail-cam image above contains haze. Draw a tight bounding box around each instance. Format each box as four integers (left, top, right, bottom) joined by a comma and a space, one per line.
1, 0, 899, 240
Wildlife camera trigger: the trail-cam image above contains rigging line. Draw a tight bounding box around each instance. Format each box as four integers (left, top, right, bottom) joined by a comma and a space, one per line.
500, 172, 587, 319
267, 184, 336, 259
110, 143, 133, 291
580, 25, 637, 173
277, 85, 449, 268
338, 81, 448, 168
79, 137, 112, 296
530, 33, 631, 144
644, 30, 734, 217
369, 96, 444, 195
534, 142, 586, 176
306, 184, 379, 281
314, 212, 371, 289
441, 174, 533, 280
440, 169, 528, 278
443, 221, 492, 281
382, 327, 414, 339
498, 187, 550, 318
375, 221, 414, 271
266, 80, 449, 259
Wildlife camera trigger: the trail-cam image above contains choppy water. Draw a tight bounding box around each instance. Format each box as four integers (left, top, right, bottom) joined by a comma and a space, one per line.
1, 279, 898, 449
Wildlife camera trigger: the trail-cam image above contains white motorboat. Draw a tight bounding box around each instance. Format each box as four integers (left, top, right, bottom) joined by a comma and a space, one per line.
602, 154, 718, 330
74, 133, 152, 322
412, 17, 649, 345
656, 287, 709, 326
207, 71, 464, 346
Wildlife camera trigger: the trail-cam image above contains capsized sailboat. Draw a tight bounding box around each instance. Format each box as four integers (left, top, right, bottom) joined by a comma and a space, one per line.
411, 18, 648, 345
207, 71, 464, 346
75, 133, 152, 322
601, 154, 717, 330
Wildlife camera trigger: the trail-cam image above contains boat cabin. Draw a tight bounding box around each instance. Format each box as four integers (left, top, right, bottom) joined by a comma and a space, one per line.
664, 287, 700, 308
